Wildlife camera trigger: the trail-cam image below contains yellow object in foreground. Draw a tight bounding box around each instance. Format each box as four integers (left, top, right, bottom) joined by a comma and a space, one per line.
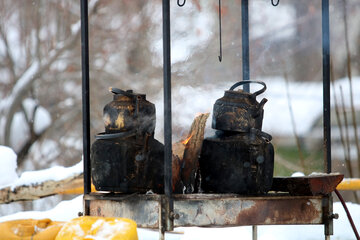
0, 218, 64, 240
337, 178, 360, 191
55, 216, 138, 240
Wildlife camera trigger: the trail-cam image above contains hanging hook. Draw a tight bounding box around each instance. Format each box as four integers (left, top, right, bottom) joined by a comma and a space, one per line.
218, 0, 222, 62
177, 0, 186, 7
271, 0, 280, 6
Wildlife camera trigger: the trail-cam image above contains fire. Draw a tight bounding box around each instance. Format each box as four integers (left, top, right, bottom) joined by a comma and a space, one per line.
182, 133, 193, 145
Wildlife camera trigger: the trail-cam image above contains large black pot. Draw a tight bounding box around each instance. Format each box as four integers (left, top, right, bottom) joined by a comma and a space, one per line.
91, 135, 164, 193
199, 129, 274, 194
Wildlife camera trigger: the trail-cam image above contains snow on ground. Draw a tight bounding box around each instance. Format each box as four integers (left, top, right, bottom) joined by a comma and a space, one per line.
0, 195, 83, 223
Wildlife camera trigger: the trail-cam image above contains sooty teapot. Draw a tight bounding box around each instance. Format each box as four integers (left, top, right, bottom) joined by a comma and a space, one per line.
103, 87, 156, 137
212, 81, 268, 133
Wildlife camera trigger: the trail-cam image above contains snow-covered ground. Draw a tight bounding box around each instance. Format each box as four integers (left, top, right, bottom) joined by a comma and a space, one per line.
0, 145, 359, 240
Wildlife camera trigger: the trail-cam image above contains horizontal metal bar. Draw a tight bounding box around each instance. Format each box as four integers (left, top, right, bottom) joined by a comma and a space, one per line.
86, 194, 324, 228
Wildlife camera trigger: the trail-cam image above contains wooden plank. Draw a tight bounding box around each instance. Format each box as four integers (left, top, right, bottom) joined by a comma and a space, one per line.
0, 173, 84, 204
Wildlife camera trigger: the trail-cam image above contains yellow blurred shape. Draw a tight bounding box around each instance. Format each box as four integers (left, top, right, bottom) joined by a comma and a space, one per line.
0, 218, 64, 240
57, 183, 96, 195
55, 216, 138, 240
337, 178, 360, 191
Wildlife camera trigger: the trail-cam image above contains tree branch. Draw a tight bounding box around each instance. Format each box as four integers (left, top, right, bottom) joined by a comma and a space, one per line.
0, 25, 16, 83
0, 0, 100, 146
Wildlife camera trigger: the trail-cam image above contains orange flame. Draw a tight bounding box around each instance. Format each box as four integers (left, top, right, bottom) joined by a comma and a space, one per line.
182, 133, 193, 145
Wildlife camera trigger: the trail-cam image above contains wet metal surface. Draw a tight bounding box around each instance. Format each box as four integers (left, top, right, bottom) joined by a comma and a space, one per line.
86, 193, 324, 228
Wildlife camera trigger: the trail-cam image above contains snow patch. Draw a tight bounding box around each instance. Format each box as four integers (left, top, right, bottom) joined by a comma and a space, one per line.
10, 112, 30, 152
23, 98, 52, 134
27, 139, 60, 165
8, 160, 82, 190
60, 136, 82, 151
0, 146, 18, 186
0, 195, 83, 222
291, 172, 305, 177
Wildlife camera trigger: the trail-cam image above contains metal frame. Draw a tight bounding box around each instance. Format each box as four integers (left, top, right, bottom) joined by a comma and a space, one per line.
80, 0, 333, 239
80, 0, 91, 216
85, 193, 326, 227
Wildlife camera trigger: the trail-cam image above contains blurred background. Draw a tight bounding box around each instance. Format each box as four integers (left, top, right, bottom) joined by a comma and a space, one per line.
0, 0, 359, 212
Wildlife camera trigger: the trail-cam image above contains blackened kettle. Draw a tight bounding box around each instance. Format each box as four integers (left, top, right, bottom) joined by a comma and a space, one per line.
103, 87, 156, 136
212, 81, 267, 132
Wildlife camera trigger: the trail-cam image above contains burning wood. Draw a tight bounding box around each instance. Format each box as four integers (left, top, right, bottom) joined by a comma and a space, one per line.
172, 113, 210, 193
181, 113, 210, 193
181, 133, 194, 145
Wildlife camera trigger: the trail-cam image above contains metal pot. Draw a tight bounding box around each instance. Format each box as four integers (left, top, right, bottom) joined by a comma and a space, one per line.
91, 134, 165, 193
199, 128, 274, 194
212, 81, 267, 132
103, 88, 156, 136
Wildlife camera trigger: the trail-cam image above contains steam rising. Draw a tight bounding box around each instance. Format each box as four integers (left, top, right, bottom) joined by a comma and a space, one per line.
153, 77, 360, 143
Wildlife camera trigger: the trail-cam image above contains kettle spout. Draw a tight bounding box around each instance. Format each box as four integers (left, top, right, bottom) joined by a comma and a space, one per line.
258, 98, 268, 111
252, 98, 268, 118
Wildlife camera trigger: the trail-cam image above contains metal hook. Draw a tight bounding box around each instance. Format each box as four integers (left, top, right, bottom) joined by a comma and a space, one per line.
177, 0, 186, 7
271, 0, 280, 6
218, 0, 222, 62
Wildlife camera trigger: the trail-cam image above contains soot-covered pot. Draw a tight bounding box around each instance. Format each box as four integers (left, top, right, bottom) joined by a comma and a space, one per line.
212, 81, 268, 133
91, 134, 164, 193
103, 88, 156, 137
91, 87, 163, 193
199, 129, 274, 194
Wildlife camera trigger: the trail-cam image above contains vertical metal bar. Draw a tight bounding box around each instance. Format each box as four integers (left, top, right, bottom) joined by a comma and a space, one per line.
80, 0, 91, 215
322, 0, 332, 238
323, 195, 334, 237
218, 0, 222, 62
252, 226, 258, 240
162, 0, 174, 233
242, 0, 250, 92
322, 0, 331, 174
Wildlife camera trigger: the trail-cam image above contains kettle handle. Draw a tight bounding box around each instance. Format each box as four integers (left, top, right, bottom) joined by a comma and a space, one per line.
229, 81, 267, 97
109, 87, 135, 98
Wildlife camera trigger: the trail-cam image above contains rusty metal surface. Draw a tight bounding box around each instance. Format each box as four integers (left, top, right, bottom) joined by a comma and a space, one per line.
173, 194, 323, 227
86, 193, 324, 228
272, 174, 344, 196
87, 194, 161, 228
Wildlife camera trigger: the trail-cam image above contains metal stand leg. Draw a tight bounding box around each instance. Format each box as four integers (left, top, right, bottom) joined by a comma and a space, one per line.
252, 226, 258, 240
159, 229, 165, 240
159, 197, 165, 240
